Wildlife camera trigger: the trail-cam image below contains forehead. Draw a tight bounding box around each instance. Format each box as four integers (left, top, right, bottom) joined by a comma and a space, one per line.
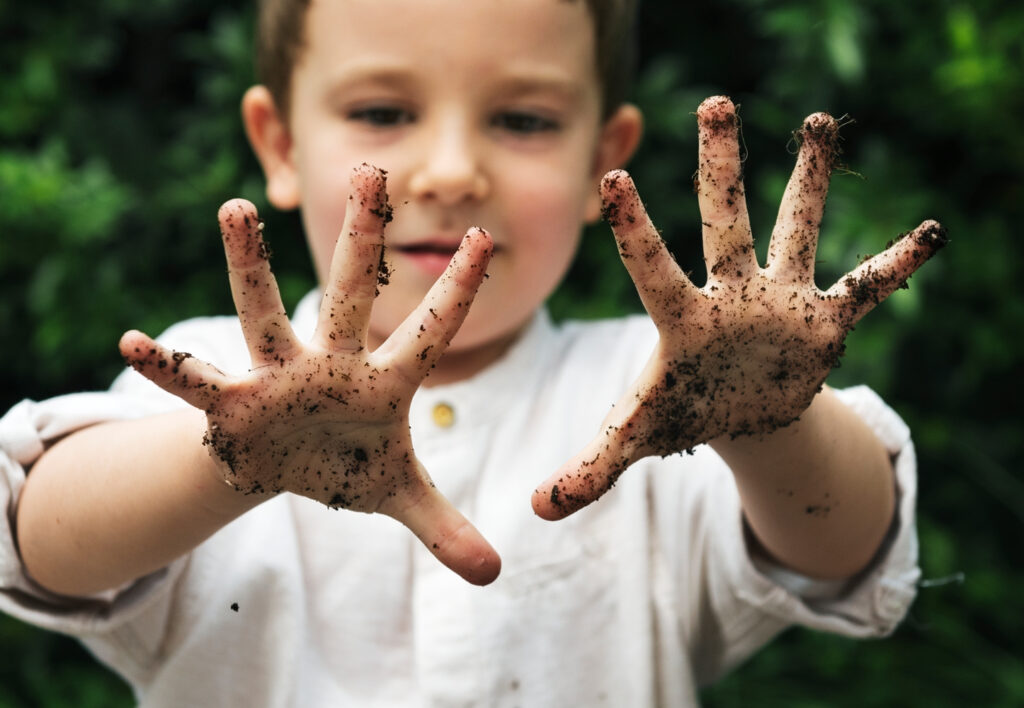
296, 0, 600, 95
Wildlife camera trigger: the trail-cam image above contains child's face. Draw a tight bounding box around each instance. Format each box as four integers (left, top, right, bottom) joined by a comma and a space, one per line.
248, 0, 640, 375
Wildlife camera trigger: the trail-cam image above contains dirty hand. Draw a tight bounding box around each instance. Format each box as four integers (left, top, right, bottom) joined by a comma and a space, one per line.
533, 96, 947, 520
121, 164, 501, 584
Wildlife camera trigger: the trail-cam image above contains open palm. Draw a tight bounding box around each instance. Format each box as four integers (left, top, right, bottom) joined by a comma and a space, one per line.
533, 96, 947, 520
122, 164, 501, 584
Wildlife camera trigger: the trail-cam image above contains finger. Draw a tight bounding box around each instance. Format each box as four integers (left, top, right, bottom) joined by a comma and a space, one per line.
601, 171, 702, 326
695, 96, 757, 282
218, 199, 301, 367
313, 164, 391, 350
531, 363, 659, 521
533, 345, 716, 520
382, 478, 501, 586
531, 430, 637, 521
765, 112, 839, 283
823, 220, 948, 326
377, 228, 494, 380
119, 330, 232, 412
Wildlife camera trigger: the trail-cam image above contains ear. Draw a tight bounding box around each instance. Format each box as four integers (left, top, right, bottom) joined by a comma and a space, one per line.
584, 103, 644, 223
241, 85, 301, 210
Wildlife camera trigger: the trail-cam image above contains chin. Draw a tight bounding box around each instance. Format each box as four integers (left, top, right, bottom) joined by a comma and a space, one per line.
444, 320, 513, 353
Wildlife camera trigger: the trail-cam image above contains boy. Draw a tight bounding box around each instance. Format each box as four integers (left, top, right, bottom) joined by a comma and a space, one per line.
1, 0, 945, 704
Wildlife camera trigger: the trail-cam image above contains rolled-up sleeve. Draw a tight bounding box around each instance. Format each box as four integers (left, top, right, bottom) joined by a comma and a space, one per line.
665, 385, 921, 684
0, 314, 246, 636
0, 392, 188, 637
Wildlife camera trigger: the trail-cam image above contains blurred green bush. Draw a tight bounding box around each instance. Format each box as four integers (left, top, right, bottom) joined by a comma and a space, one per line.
1, 0, 1021, 705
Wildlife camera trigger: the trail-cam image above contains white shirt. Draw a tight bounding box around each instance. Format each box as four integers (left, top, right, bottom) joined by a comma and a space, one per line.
0, 292, 920, 706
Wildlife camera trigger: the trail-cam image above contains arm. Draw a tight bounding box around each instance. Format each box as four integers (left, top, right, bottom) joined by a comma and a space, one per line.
710, 386, 895, 579
533, 97, 945, 580
18, 409, 258, 596
16, 164, 500, 597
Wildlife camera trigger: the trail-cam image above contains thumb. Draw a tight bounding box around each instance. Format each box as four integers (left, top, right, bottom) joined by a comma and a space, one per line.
384, 483, 501, 586
532, 430, 635, 521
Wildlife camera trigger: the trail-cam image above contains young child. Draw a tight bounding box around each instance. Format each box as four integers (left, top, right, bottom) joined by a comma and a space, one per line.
1, 0, 946, 704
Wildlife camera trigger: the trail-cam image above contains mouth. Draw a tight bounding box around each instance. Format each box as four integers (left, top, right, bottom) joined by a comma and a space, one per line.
390, 239, 466, 278
394, 241, 461, 257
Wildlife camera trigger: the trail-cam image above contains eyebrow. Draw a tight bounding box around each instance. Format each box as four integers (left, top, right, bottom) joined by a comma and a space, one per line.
491, 72, 587, 105
322, 61, 420, 96
321, 60, 587, 105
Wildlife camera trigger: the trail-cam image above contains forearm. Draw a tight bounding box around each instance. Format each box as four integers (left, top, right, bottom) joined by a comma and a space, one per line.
710, 387, 896, 580
16, 408, 262, 596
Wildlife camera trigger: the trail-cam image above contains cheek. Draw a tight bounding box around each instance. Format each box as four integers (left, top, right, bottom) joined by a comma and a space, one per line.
290, 121, 368, 281
303, 206, 347, 286
508, 171, 590, 261
300, 174, 357, 285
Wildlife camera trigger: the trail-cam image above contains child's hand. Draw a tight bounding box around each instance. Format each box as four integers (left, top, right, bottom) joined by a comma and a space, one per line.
120, 164, 500, 584
533, 96, 947, 520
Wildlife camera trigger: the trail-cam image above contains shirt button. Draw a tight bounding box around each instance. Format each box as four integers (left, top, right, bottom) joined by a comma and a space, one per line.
431, 402, 455, 428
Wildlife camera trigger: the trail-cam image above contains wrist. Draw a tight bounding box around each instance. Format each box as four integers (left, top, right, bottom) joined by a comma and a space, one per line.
707, 388, 828, 477
181, 409, 268, 521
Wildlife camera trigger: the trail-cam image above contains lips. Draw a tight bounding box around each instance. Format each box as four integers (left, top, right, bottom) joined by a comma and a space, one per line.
391, 238, 465, 278
395, 241, 461, 256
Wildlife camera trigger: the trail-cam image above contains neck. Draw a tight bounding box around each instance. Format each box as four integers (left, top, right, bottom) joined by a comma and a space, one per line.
419, 329, 522, 387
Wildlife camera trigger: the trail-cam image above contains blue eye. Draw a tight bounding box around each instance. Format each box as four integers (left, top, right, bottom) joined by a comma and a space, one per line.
492, 111, 559, 134
348, 106, 414, 127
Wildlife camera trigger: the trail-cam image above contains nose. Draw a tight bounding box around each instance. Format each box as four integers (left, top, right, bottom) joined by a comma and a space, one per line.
408, 113, 489, 205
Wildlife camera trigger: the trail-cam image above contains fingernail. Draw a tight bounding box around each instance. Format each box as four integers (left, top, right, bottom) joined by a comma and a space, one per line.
697, 96, 737, 131
916, 221, 949, 250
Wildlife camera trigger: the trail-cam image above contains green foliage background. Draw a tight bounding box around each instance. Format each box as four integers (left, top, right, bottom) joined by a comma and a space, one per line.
1, 0, 1021, 705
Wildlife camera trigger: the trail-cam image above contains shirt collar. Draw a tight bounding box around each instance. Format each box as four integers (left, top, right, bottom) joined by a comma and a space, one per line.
292, 290, 554, 432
